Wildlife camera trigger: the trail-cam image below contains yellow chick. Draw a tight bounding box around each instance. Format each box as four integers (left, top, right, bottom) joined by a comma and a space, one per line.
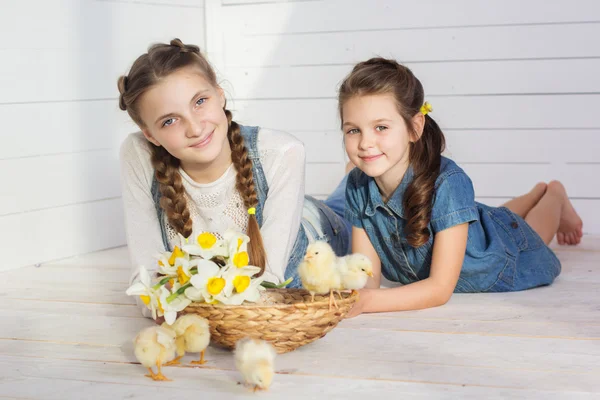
234, 337, 277, 392
133, 325, 177, 381
337, 253, 374, 291
163, 314, 211, 366
298, 240, 341, 310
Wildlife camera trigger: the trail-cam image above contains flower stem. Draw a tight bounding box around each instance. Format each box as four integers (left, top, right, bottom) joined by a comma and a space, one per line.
167, 283, 192, 303
261, 277, 293, 289
153, 276, 172, 290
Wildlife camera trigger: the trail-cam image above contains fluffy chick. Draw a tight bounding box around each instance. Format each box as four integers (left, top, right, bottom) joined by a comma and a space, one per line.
337, 253, 374, 292
234, 337, 277, 391
164, 314, 211, 366
298, 241, 341, 310
133, 325, 177, 381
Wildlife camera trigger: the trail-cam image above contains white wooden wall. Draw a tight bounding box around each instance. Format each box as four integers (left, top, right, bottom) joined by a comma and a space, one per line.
209, 0, 600, 235
0, 0, 206, 270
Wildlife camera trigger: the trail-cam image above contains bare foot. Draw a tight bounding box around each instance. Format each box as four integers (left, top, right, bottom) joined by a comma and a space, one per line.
548, 181, 583, 245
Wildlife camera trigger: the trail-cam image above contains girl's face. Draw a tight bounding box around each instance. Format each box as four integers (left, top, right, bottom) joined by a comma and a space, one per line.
343, 93, 420, 189
138, 66, 230, 175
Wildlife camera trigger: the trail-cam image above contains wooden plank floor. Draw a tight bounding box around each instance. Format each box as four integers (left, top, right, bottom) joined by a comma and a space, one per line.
1, 237, 599, 399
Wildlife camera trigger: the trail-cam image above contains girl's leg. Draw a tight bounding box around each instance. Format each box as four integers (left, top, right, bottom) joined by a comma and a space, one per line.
501, 182, 547, 218
523, 181, 583, 245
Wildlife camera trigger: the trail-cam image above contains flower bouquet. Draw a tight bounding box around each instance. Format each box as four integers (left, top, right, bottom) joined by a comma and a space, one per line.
126, 229, 358, 353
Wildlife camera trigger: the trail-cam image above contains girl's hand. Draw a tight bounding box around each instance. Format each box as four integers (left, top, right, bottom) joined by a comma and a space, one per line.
345, 289, 372, 318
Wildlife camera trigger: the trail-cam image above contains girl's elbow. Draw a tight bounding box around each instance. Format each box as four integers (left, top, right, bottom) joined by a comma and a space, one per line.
431, 284, 454, 307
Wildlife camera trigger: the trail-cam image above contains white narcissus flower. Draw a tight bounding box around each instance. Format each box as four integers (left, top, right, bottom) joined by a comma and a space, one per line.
159, 284, 192, 325
223, 229, 250, 255
187, 259, 227, 303
219, 265, 265, 305
125, 266, 161, 319
182, 232, 228, 260
156, 245, 188, 276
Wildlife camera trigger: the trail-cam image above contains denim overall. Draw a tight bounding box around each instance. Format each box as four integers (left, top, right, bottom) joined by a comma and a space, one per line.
151, 125, 351, 288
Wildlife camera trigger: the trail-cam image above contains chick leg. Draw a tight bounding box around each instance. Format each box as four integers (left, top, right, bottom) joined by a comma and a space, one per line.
328, 290, 339, 311
336, 290, 343, 300
164, 355, 183, 366
144, 367, 157, 380
153, 361, 172, 381
190, 350, 207, 365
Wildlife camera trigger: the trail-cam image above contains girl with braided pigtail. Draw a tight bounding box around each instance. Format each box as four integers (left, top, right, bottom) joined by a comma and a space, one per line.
118, 39, 351, 317
339, 58, 583, 317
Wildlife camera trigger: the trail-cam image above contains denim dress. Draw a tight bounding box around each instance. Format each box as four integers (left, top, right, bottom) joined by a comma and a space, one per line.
151, 125, 351, 288
345, 157, 561, 293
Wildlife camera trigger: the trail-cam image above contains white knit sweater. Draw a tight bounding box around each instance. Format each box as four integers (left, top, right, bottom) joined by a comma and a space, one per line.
119, 128, 306, 289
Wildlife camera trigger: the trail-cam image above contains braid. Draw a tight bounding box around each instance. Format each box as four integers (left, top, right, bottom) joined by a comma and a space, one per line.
225, 109, 267, 274
149, 145, 193, 239
170, 38, 200, 54
117, 75, 128, 111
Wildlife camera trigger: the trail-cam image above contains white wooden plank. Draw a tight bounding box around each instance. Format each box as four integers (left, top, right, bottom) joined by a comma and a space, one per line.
0, 101, 135, 160
0, 150, 121, 215
0, 1, 206, 101
305, 163, 345, 196
224, 59, 600, 99
0, 299, 139, 318
0, 0, 205, 102
224, 0, 600, 35
288, 131, 346, 163
45, 246, 131, 269
230, 95, 600, 132
223, 24, 600, 67
1, 356, 596, 400
2, 265, 129, 285
0, 199, 126, 271
444, 130, 600, 164
1, 287, 133, 305
461, 163, 600, 198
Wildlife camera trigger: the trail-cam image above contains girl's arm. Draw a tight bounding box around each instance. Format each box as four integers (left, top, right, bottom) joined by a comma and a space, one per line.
119, 134, 166, 284
257, 129, 306, 283
347, 223, 467, 316
350, 226, 382, 289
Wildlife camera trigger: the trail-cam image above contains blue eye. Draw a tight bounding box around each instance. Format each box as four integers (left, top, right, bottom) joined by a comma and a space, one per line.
162, 118, 175, 128
196, 98, 206, 106
375, 125, 387, 132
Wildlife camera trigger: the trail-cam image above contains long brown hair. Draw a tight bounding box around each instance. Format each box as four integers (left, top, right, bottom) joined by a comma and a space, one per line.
117, 38, 266, 272
338, 57, 445, 247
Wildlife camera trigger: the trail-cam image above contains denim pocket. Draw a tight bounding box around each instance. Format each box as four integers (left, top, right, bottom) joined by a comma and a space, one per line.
488, 207, 529, 253
483, 253, 517, 292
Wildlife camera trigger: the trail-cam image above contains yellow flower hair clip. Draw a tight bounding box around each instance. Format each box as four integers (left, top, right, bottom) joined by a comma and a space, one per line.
420, 101, 433, 115
247, 207, 256, 215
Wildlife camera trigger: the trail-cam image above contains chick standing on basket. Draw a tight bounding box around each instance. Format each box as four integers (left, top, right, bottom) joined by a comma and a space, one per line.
234, 337, 277, 391
163, 314, 211, 366
133, 325, 177, 381
298, 241, 342, 310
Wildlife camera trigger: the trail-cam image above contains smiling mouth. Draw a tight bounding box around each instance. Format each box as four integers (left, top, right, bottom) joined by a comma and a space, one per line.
190, 131, 214, 148
359, 154, 383, 162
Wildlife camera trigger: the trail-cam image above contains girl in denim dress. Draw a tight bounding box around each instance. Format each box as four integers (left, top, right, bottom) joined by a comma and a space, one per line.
339, 58, 583, 317
117, 39, 351, 317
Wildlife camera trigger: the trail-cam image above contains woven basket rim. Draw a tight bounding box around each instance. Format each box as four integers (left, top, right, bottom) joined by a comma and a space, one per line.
184, 288, 358, 310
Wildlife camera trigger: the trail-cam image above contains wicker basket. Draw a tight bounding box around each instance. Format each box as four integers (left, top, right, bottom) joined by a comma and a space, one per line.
179, 288, 358, 354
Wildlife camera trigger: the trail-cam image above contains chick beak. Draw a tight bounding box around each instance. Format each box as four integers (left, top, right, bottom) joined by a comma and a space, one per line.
304, 254, 313, 261
367, 271, 374, 277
